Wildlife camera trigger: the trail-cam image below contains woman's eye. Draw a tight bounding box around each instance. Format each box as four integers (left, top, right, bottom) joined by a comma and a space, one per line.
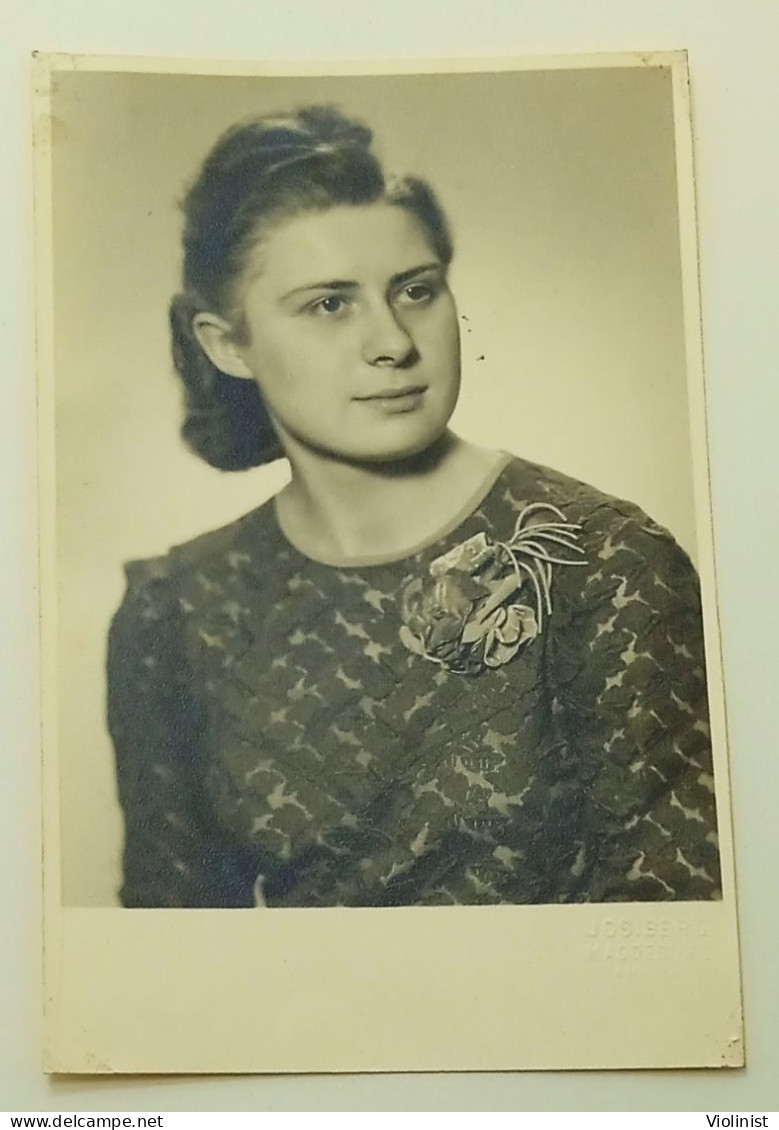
398, 281, 438, 306
307, 294, 349, 316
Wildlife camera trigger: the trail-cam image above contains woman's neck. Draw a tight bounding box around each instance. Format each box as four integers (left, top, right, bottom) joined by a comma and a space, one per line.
274, 431, 503, 563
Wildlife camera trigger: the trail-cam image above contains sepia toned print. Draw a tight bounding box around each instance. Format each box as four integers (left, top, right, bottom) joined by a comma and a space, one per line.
105, 102, 721, 908
39, 54, 742, 1074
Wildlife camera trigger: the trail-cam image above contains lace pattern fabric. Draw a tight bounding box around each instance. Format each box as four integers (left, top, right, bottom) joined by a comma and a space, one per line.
107, 456, 722, 907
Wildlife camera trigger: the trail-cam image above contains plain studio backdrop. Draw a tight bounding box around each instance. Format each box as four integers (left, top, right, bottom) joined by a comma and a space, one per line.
51, 65, 697, 907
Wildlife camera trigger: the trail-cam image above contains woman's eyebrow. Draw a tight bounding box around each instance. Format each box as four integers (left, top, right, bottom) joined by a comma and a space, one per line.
279, 278, 358, 301
389, 262, 444, 287
279, 262, 443, 302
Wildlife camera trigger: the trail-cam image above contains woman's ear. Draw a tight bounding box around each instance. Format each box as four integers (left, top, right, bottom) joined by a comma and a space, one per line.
192, 312, 255, 380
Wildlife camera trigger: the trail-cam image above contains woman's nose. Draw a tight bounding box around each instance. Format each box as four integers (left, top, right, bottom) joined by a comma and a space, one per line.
360, 302, 415, 366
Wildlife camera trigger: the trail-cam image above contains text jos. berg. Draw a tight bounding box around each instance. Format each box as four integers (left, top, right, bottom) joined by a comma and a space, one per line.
585, 918, 708, 939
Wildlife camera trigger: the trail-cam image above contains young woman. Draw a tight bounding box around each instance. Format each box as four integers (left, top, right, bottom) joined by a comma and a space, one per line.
107, 105, 722, 908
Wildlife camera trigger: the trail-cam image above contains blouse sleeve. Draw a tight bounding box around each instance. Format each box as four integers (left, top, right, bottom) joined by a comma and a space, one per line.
550, 507, 723, 902
106, 558, 254, 907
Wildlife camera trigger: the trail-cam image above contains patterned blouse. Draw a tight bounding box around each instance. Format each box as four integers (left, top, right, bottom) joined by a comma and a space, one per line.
107, 454, 722, 907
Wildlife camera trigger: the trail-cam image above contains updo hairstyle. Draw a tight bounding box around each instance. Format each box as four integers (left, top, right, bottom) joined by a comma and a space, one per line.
169, 105, 454, 470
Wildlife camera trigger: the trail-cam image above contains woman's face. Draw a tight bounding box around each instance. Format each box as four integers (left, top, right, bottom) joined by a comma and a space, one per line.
230, 202, 461, 465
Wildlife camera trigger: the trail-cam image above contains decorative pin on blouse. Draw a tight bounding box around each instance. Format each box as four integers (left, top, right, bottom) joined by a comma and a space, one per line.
399, 503, 587, 674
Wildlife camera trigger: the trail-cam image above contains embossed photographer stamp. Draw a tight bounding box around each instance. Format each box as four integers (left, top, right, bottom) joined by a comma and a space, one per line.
585, 915, 712, 971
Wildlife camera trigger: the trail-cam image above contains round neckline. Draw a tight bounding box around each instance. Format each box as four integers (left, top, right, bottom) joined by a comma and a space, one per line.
270, 450, 513, 569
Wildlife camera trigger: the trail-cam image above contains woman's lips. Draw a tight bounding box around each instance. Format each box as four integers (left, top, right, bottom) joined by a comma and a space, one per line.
354, 384, 428, 401
354, 385, 428, 414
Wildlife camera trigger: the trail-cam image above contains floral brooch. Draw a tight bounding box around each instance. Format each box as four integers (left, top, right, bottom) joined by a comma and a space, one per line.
399, 502, 587, 675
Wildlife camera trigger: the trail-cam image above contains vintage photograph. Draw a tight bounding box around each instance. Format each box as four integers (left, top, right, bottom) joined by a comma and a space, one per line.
38, 53, 742, 1071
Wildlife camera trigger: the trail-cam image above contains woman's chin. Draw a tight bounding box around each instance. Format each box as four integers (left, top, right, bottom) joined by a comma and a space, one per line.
346, 428, 454, 467
288, 418, 455, 469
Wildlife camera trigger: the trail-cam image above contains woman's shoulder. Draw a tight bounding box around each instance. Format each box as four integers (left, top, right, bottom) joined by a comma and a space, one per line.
499, 454, 655, 525
491, 454, 702, 633
119, 496, 280, 601
497, 454, 693, 565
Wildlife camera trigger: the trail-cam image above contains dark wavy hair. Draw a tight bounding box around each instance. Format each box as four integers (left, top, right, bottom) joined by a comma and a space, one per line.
169, 104, 454, 470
